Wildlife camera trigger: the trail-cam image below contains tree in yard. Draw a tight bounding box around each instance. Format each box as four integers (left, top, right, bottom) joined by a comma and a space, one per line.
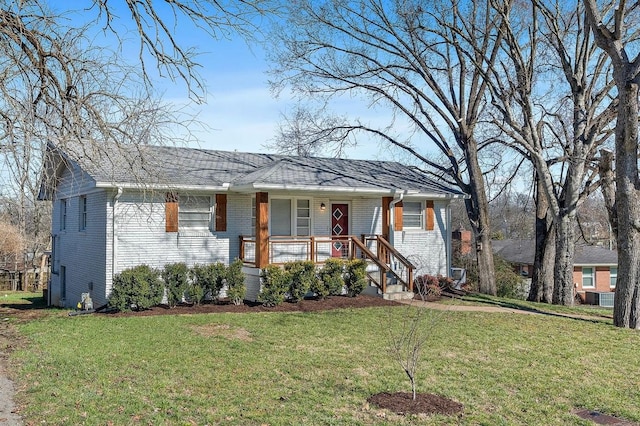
386, 282, 445, 401
583, 0, 640, 327
480, 1, 615, 305
0, 1, 277, 282
269, 0, 505, 295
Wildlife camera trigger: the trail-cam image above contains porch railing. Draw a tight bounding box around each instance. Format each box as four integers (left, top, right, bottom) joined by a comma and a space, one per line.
239, 234, 415, 293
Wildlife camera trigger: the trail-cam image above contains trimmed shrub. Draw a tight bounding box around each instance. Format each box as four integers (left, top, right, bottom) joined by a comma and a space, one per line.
285, 261, 318, 302
162, 262, 190, 308
258, 265, 289, 307
345, 259, 367, 297
189, 262, 226, 304
225, 259, 246, 305
316, 258, 345, 297
108, 265, 163, 312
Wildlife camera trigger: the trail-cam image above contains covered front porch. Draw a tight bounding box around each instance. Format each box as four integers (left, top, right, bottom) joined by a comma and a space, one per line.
239, 233, 415, 296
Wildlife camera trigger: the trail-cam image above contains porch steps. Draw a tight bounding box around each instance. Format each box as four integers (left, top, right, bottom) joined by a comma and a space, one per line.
383, 284, 415, 301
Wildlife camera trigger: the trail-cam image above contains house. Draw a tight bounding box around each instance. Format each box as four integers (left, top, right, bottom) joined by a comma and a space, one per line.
492, 239, 618, 303
38, 142, 465, 308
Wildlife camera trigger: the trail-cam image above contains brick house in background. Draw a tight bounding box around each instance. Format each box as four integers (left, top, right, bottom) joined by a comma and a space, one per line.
491, 239, 618, 304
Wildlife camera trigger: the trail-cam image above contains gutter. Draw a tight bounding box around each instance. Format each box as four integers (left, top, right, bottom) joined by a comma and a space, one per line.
388, 193, 405, 249
95, 182, 230, 192
112, 187, 123, 292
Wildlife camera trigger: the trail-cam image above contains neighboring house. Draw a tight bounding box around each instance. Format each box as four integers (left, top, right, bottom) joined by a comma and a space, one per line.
492, 239, 618, 303
38, 142, 465, 308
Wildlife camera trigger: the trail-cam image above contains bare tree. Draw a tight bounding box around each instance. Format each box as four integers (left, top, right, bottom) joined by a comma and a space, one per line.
90, 0, 277, 102
265, 106, 357, 157
386, 283, 445, 401
268, 0, 505, 295
0, 1, 250, 289
583, 0, 640, 328
480, 1, 615, 305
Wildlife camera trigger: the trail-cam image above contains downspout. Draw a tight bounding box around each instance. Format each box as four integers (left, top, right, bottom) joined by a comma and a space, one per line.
388, 193, 404, 250
112, 187, 123, 293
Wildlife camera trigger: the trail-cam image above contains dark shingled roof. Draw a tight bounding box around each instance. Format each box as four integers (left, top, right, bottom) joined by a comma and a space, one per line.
492, 239, 617, 266
46, 142, 465, 196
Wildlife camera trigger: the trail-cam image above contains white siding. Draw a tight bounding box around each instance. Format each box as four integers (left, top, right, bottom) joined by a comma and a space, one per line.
50, 189, 108, 307
392, 201, 449, 276
108, 192, 252, 298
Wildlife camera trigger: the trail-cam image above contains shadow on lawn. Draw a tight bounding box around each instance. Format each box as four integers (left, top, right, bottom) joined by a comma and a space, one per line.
0, 296, 48, 311
463, 293, 613, 323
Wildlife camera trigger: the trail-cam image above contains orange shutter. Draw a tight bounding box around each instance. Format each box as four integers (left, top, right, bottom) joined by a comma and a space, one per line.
215, 194, 227, 232
394, 201, 403, 231
426, 200, 435, 231
165, 192, 178, 233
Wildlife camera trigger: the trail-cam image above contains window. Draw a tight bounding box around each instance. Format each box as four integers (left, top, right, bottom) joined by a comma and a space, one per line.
60, 199, 67, 231
582, 267, 595, 288
402, 201, 423, 229
610, 267, 617, 288
79, 196, 87, 231
296, 199, 310, 236
270, 198, 312, 236
179, 196, 211, 231
271, 199, 292, 236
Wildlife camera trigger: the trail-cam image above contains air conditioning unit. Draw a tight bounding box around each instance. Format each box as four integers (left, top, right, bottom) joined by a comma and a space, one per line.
584, 291, 614, 308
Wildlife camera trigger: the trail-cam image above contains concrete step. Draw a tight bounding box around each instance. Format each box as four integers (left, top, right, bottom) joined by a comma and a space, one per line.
383, 290, 415, 301
386, 284, 405, 293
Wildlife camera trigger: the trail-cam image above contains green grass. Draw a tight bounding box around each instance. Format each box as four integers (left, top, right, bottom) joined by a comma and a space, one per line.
0, 290, 46, 305
5, 295, 640, 425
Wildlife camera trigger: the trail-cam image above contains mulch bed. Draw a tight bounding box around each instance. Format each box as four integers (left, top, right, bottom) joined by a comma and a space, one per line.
96, 294, 401, 317
368, 392, 463, 416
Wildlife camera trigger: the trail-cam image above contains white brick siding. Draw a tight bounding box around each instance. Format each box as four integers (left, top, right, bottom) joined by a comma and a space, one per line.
392, 201, 449, 276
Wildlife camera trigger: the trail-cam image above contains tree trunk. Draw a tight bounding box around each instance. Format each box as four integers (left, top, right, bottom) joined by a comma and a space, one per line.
598, 149, 617, 241
464, 141, 496, 296
612, 80, 640, 328
529, 176, 554, 302
553, 214, 576, 305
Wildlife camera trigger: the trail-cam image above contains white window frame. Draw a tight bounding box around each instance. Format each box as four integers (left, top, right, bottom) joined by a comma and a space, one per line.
269, 197, 312, 237
403, 201, 424, 229
582, 267, 595, 288
610, 267, 617, 288
251, 196, 256, 237
178, 195, 212, 232
60, 199, 67, 231
79, 195, 87, 231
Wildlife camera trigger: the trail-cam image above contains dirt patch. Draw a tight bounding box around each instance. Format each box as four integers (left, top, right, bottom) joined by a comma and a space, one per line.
368, 391, 463, 417
96, 294, 400, 317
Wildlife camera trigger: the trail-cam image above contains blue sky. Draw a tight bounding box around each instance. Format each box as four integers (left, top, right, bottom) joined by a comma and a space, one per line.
61, 1, 390, 159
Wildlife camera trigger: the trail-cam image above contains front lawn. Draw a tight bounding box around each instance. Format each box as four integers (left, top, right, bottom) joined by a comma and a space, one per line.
6, 297, 640, 425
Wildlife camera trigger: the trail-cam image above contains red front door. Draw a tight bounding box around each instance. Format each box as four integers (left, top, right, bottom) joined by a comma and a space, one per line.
331, 203, 349, 257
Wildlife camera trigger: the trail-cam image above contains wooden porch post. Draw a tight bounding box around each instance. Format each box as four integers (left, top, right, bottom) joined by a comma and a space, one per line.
255, 192, 269, 268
